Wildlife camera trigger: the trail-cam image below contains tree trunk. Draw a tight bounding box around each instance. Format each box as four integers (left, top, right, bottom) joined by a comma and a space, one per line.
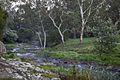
41, 20, 46, 49
78, 0, 85, 44
43, 31, 46, 49
49, 11, 65, 44
80, 27, 84, 44
58, 28, 65, 44
77, 0, 93, 44
36, 32, 43, 47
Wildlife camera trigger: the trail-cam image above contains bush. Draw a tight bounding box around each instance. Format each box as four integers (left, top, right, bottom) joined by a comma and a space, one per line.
3, 52, 16, 59
94, 19, 119, 54
17, 28, 35, 42
0, 6, 8, 40
3, 29, 18, 43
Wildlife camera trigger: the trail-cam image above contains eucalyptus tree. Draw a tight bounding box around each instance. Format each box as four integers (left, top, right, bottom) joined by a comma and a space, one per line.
35, 0, 47, 48
64, 0, 106, 44
47, 0, 73, 44
76, 0, 106, 43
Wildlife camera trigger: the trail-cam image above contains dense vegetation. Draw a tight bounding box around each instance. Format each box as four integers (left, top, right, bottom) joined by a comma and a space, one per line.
0, 0, 120, 80
37, 38, 120, 66
1, 0, 120, 46
0, 6, 7, 40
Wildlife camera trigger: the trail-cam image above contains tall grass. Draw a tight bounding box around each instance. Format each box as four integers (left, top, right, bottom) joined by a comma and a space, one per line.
58, 65, 120, 80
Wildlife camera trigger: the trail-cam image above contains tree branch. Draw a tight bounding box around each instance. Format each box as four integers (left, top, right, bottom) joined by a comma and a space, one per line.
62, 29, 73, 34
83, 0, 93, 14
115, 19, 120, 26
48, 11, 59, 28
85, 7, 92, 24
59, 11, 64, 28
94, 0, 106, 11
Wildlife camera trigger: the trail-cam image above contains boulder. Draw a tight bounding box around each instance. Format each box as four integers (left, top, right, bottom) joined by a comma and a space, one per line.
0, 41, 6, 56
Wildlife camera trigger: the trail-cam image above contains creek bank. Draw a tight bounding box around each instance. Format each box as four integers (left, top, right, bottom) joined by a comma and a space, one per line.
10, 45, 120, 75
0, 58, 60, 80
16, 52, 120, 76
5, 44, 120, 79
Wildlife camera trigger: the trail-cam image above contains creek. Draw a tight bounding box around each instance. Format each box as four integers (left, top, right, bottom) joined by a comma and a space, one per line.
8, 44, 120, 79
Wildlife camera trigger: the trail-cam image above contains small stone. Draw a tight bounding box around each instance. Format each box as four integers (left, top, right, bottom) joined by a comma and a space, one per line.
51, 78, 61, 80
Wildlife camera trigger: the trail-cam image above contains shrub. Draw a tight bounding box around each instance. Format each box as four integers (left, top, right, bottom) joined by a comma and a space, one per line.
3, 29, 18, 43
17, 28, 35, 42
3, 52, 16, 59
94, 19, 119, 54
0, 6, 8, 40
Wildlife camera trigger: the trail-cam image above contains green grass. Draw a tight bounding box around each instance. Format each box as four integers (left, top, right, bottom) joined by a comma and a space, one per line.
39, 65, 70, 75
5, 44, 17, 49
53, 38, 94, 52
5, 43, 33, 49
3, 53, 17, 59
0, 78, 16, 80
38, 38, 120, 66
39, 65, 120, 80
41, 73, 57, 79
38, 51, 120, 65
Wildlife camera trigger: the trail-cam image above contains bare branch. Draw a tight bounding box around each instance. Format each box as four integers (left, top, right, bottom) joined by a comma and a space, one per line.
83, 0, 93, 14
59, 11, 64, 28
77, 0, 85, 25
94, 0, 106, 11
48, 11, 58, 28
40, 20, 46, 49
85, 7, 92, 24
115, 19, 120, 26
49, 11, 65, 43
62, 29, 73, 34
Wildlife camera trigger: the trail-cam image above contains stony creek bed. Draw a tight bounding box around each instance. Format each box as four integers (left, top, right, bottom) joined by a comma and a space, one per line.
2, 44, 120, 80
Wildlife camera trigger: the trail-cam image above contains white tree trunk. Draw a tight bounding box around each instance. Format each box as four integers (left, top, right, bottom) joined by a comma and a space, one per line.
80, 27, 85, 43
58, 28, 65, 44
49, 11, 65, 44
43, 31, 46, 49
77, 0, 105, 44
36, 32, 43, 47
41, 20, 47, 49
77, 0, 93, 44
77, 0, 85, 43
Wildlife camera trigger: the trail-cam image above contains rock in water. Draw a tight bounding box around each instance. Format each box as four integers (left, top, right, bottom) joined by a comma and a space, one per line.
0, 41, 6, 56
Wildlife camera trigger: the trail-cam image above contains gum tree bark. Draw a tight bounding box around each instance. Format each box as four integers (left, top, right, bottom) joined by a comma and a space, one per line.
77, 0, 93, 44
41, 20, 46, 49
49, 11, 65, 44
77, 0, 105, 44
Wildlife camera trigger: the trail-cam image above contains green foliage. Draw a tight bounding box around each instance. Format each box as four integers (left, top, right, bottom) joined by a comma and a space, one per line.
94, 19, 119, 54
18, 28, 35, 42
54, 38, 94, 52
5, 44, 17, 49
0, 78, 16, 80
41, 73, 57, 79
0, 6, 7, 40
4, 29, 18, 43
3, 52, 16, 59
38, 38, 120, 66
40, 65, 120, 80
47, 30, 61, 47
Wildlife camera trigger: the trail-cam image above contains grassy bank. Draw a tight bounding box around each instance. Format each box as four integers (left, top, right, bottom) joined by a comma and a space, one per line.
38, 38, 120, 66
